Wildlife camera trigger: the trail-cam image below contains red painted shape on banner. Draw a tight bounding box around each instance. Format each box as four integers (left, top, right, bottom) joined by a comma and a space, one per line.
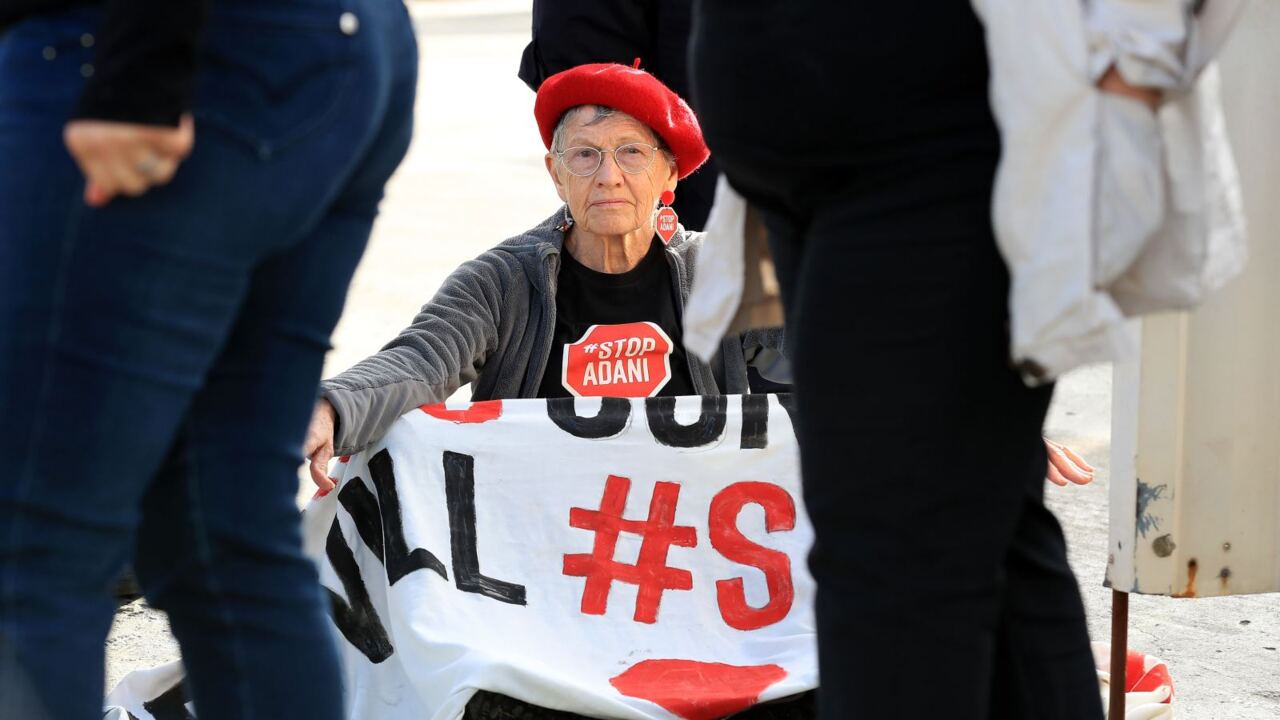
710, 482, 796, 631
419, 400, 503, 424
561, 322, 673, 398
610, 659, 786, 720
563, 475, 697, 623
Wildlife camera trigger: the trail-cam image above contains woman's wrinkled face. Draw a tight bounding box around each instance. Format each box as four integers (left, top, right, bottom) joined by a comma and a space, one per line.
545, 108, 678, 238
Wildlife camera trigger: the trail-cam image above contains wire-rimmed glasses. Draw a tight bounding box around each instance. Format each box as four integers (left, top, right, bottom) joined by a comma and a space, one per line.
555, 143, 663, 177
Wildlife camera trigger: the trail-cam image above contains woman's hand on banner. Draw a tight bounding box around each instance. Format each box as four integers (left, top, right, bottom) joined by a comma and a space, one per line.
1045, 438, 1094, 486
305, 398, 338, 491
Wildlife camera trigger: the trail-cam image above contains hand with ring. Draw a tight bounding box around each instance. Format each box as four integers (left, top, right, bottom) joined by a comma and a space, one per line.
63, 113, 195, 207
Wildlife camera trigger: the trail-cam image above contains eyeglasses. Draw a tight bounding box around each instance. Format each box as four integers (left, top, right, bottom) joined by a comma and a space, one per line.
554, 143, 665, 177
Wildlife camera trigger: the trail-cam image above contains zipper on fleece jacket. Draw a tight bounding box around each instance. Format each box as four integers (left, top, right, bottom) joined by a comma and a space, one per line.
523, 243, 561, 397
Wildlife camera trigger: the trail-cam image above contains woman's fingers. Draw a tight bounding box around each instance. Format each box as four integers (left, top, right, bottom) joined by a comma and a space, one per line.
1047, 463, 1069, 487
1058, 442, 1094, 473
1045, 438, 1094, 486
64, 117, 194, 207
109, 159, 151, 198
166, 114, 196, 159
74, 152, 134, 207
80, 162, 114, 207
305, 399, 339, 490
77, 147, 153, 205
304, 429, 335, 489
309, 445, 335, 490
129, 144, 181, 187
1097, 65, 1162, 110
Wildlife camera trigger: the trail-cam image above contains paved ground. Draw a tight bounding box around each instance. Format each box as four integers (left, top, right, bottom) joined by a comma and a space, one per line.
106, 0, 1278, 715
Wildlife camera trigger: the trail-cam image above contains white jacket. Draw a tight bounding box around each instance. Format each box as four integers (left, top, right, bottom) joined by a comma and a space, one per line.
972, 0, 1248, 383
685, 0, 1248, 385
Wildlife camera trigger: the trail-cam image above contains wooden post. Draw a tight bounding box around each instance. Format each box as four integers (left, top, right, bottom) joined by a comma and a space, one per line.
1109, 589, 1129, 719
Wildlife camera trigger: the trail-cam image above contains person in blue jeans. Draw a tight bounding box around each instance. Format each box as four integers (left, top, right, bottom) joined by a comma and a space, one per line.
0, 1, 418, 717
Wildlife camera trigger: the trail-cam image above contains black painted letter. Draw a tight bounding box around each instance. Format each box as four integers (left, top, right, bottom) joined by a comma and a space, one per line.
740, 394, 771, 449
325, 519, 395, 663
364, 450, 449, 585
645, 395, 728, 448
547, 396, 632, 439
443, 451, 527, 605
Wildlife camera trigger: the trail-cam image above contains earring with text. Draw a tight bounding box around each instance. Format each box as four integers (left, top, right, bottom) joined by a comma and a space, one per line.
655, 190, 678, 244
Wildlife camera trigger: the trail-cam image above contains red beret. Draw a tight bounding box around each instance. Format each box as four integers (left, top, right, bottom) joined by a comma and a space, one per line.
535, 63, 710, 180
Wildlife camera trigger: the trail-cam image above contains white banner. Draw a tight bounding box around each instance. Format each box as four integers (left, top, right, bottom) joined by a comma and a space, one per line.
108, 395, 818, 720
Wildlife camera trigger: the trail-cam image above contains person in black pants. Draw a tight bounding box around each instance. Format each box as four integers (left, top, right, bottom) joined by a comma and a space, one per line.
518, 0, 717, 232
689, 4, 1105, 719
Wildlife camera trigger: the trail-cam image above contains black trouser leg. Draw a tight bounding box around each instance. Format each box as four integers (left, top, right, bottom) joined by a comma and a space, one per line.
726, 169, 1101, 720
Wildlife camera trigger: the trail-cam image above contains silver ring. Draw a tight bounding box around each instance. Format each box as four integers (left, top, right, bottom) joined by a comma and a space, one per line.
135, 155, 161, 180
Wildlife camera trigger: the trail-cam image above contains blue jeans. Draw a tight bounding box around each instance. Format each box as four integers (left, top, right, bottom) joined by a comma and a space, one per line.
0, 1, 417, 717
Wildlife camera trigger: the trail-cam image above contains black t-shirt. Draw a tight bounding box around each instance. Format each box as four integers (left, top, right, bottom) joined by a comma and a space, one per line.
538, 238, 696, 399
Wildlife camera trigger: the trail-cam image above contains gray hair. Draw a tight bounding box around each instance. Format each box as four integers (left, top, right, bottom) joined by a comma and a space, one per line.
550, 105, 675, 167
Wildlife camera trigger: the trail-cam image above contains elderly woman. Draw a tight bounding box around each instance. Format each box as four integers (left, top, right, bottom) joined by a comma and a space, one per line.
303, 63, 804, 720
305, 63, 784, 475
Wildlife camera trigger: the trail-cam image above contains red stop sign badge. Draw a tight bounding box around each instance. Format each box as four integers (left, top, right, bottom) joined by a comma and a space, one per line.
562, 322, 674, 397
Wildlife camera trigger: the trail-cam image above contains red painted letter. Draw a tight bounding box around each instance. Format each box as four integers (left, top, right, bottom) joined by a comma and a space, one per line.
709, 482, 795, 631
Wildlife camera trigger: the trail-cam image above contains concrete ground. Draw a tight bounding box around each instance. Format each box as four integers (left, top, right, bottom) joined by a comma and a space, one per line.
106, 0, 1279, 715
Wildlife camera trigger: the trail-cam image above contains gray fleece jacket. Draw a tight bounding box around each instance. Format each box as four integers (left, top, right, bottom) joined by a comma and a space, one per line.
321, 209, 783, 455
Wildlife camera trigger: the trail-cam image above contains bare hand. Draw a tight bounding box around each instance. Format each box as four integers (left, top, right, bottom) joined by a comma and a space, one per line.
1097, 65, 1162, 111
304, 399, 339, 492
63, 114, 194, 207
1045, 438, 1094, 487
